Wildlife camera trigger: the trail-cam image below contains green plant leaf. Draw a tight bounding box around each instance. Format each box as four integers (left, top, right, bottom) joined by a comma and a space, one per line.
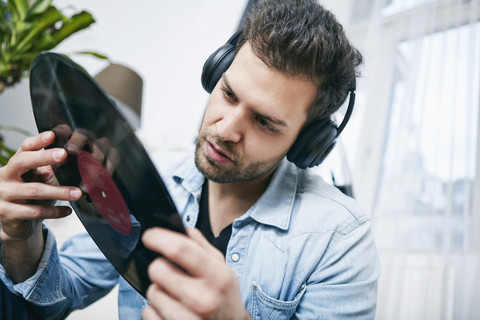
31, 33, 55, 51
76, 51, 110, 61
26, 0, 52, 19
10, 20, 33, 44
47, 11, 94, 47
15, 7, 63, 53
10, 19, 32, 45
0, 125, 32, 137
0, 126, 31, 165
0, 155, 11, 166
0, 139, 17, 167
0, 140, 16, 156
8, 0, 29, 21
0, 1, 6, 23
11, 20, 32, 33
6, 1, 20, 21
0, 3, 10, 48
8, 52, 38, 66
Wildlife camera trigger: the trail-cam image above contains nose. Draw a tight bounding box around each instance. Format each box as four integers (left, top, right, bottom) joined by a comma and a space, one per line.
215, 106, 246, 143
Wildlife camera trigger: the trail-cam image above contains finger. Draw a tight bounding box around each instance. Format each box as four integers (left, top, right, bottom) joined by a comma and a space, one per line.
18, 131, 55, 153
90, 144, 106, 166
105, 147, 120, 176
142, 228, 208, 277
6, 148, 68, 180
35, 165, 54, 176
94, 137, 110, 157
146, 284, 199, 320
147, 258, 207, 312
34, 165, 60, 186
142, 306, 164, 320
1, 182, 82, 202
52, 124, 73, 140
0, 201, 72, 222
65, 131, 90, 156
148, 257, 191, 292
186, 228, 209, 246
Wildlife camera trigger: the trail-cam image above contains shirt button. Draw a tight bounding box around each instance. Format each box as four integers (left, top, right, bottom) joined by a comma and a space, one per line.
231, 253, 240, 262
186, 215, 190, 222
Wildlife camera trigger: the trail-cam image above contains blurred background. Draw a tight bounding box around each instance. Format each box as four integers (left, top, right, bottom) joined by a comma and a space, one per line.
1, 0, 479, 319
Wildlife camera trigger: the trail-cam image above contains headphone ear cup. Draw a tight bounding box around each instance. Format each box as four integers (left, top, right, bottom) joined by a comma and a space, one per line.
201, 44, 236, 93
287, 118, 338, 169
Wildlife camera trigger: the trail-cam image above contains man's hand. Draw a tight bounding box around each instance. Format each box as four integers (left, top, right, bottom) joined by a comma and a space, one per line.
141, 228, 251, 320
0, 131, 82, 282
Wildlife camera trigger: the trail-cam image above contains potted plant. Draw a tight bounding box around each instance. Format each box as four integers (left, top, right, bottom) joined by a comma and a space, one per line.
0, 0, 99, 92
0, 0, 103, 165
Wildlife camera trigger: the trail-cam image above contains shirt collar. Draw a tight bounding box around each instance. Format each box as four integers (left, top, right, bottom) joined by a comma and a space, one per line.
246, 158, 298, 230
171, 154, 204, 195
171, 155, 298, 231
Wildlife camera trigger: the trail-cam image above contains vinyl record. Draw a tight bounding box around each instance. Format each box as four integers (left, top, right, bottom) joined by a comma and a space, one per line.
29, 52, 186, 297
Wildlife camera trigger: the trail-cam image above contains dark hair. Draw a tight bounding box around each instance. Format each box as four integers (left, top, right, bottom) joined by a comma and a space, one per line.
236, 0, 362, 119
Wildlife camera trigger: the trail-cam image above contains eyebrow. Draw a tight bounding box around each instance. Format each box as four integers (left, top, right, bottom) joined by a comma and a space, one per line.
222, 73, 237, 100
221, 74, 288, 128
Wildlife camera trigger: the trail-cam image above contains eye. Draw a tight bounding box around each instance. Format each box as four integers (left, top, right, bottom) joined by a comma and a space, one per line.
221, 88, 236, 101
256, 116, 278, 133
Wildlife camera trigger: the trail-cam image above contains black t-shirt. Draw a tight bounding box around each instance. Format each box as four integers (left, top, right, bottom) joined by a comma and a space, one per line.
195, 181, 232, 256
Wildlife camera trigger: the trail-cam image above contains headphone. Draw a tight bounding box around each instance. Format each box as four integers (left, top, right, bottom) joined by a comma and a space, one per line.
201, 30, 356, 169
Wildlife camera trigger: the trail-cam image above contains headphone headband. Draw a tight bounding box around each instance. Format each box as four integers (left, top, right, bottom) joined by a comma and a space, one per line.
336, 88, 355, 137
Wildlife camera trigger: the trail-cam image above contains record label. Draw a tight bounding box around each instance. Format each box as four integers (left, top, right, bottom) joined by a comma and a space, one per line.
77, 151, 132, 236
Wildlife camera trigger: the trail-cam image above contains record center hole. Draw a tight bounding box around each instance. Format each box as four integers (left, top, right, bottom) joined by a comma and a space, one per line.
101, 190, 107, 198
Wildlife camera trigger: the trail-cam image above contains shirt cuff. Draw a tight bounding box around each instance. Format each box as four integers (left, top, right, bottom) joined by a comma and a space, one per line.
0, 225, 65, 305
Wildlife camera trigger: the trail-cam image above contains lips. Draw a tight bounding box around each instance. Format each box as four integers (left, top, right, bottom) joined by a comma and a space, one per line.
206, 141, 233, 164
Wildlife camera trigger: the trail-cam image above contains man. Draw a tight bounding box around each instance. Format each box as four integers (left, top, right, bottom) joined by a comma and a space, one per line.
0, 0, 380, 319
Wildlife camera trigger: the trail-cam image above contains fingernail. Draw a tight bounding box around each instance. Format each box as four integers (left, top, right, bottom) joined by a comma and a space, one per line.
53, 149, 65, 161
142, 229, 152, 242
70, 189, 82, 199
65, 142, 79, 154
42, 131, 53, 142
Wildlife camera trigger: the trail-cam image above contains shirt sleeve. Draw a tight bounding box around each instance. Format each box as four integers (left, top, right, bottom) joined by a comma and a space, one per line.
294, 220, 381, 319
0, 226, 119, 320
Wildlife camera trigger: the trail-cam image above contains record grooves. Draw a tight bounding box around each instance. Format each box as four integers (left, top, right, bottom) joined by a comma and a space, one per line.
29, 52, 186, 297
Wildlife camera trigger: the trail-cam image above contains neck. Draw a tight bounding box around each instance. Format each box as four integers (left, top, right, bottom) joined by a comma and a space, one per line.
207, 171, 274, 236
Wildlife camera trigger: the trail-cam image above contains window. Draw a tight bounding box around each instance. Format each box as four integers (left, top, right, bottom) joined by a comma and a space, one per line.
382, 0, 436, 16
373, 22, 480, 250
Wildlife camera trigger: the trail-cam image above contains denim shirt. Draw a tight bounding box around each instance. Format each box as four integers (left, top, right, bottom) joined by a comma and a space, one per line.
0, 150, 380, 319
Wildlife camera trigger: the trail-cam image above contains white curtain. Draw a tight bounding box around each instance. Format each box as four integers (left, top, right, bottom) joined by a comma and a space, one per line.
321, 0, 480, 318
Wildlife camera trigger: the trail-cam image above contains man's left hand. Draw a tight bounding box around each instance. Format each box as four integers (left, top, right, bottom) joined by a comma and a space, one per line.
141, 227, 251, 320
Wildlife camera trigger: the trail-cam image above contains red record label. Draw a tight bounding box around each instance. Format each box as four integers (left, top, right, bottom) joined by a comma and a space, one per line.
77, 151, 132, 235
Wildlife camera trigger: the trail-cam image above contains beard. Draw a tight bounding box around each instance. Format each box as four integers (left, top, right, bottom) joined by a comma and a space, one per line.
194, 131, 284, 184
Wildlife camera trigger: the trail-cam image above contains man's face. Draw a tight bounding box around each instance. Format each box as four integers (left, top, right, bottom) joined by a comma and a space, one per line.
195, 42, 317, 183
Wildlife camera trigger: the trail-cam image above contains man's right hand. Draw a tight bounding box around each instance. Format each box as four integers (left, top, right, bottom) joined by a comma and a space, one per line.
0, 131, 82, 282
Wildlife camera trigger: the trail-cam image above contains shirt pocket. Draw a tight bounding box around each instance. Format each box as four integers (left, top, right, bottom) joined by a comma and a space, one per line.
251, 282, 306, 320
